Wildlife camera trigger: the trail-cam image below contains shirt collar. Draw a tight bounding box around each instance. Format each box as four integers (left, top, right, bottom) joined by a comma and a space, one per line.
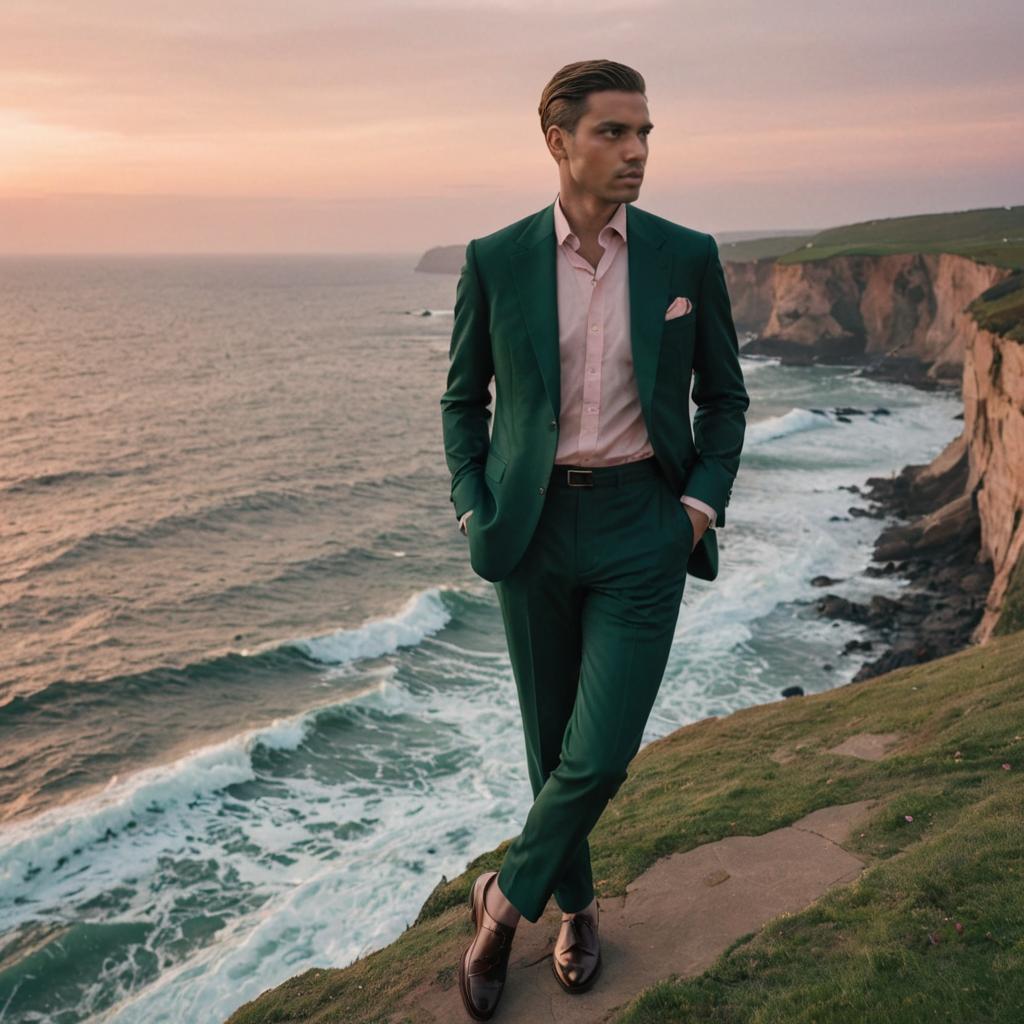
553, 193, 627, 250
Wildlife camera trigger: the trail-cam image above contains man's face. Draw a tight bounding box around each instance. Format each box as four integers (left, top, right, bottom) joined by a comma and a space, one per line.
552, 90, 651, 202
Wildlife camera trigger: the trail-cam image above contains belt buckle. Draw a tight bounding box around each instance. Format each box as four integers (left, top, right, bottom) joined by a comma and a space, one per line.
567, 468, 594, 488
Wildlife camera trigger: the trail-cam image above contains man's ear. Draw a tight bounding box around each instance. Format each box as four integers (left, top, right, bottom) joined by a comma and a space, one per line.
546, 125, 568, 164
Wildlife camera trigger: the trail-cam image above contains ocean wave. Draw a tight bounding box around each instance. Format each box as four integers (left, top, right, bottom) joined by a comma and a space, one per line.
745, 407, 835, 446
0, 708, 320, 898
0, 644, 318, 721
1, 587, 453, 725
10, 466, 443, 584
291, 587, 452, 665
14, 486, 320, 580
737, 354, 782, 373
0, 463, 149, 496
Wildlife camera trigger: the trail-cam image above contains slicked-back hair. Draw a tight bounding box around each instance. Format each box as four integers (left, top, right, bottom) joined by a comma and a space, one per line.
538, 60, 647, 137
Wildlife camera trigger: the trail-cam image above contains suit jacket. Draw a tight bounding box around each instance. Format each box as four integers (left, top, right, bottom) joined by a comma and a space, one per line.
440, 200, 749, 583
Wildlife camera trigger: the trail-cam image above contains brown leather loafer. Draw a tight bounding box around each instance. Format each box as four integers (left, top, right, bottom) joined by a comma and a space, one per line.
551, 900, 601, 994
458, 870, 517, 1020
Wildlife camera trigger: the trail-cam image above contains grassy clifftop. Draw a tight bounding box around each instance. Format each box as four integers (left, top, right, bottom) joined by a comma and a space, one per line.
720, 204, 1024, 270
226, 628, 1024, 1024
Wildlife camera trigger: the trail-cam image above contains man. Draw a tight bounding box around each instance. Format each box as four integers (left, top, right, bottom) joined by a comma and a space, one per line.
440, 59, 749, 1020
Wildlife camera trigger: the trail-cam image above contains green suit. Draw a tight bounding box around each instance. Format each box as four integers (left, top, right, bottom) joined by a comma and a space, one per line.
440, 200, 748, 584
440, 199, 749, 922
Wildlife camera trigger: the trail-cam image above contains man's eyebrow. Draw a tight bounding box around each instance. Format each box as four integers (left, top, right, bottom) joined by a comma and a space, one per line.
594, 120, 654, 131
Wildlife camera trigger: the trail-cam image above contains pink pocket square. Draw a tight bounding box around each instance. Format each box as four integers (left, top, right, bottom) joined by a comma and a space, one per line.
664, 295, 693, 320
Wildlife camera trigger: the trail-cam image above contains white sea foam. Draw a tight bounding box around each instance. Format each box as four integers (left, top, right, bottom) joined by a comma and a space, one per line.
295, 587, 451, 665
24, 644, 525, 1024
0, 706, 330, 911
0, 586, 455, 909
745, 406, 834, 446
737, 354, 782, 373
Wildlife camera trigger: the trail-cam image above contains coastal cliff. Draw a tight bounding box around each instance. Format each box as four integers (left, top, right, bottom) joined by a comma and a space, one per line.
735, 253, 1023, 652
729, 252, 1014, 386
713, 220, 1024, 644
963, 310, 1024, 639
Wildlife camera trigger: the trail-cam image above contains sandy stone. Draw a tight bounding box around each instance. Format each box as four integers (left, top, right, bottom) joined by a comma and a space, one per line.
827, 732, 904, 761
393, 798, 880, 1023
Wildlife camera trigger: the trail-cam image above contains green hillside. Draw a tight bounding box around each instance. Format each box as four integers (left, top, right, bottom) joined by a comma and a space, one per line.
717, 234, 817, 263
719, 204, 1024, 270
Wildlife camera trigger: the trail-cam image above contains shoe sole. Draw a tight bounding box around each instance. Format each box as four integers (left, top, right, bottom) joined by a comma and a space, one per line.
458, 872, 496, 1022
551, 945, 602, 994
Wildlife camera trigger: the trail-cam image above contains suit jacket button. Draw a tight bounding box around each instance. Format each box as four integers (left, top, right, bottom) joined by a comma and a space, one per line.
538, 486, 545, 494
549, 418, 557, 429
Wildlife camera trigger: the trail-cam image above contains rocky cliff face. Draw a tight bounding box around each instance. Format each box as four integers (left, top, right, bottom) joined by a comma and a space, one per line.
727, 251, 1021, 640
719, 258, 776, 338
963, 322, 1024, 640
728, 253, 1014, 384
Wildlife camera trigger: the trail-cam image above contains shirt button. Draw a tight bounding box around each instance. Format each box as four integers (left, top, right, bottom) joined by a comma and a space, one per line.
590, 324, 599, 332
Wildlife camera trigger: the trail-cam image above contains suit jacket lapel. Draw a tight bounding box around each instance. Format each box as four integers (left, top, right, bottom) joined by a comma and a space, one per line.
626, 204, 672, 430
509, 201, 672, 428
510, 204, 561, 418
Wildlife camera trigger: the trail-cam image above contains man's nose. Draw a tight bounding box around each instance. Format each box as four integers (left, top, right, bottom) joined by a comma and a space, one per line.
623, 139, 646, 162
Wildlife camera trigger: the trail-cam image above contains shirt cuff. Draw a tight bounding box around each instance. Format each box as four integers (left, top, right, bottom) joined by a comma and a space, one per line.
459, 509, 474, 533
680, 495, 717, 528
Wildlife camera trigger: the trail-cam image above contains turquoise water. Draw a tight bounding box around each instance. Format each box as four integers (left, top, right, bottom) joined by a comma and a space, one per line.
0, 254, 962, 1022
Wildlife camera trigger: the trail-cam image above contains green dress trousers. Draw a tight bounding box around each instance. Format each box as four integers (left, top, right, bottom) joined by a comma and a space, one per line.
489, 455, 692, 923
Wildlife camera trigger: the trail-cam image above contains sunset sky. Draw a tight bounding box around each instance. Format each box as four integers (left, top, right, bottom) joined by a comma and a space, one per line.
1, 0, 1021, 254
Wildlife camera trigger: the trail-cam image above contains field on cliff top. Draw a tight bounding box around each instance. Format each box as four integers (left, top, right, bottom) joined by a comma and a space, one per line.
225, 629, 1024, 1024
721, 203, 1024, 270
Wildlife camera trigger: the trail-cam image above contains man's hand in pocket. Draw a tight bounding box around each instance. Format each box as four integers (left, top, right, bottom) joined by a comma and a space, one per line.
683, 506, 710, 551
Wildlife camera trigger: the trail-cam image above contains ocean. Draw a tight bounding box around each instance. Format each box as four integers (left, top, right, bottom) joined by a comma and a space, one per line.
0, 253, 963, 1022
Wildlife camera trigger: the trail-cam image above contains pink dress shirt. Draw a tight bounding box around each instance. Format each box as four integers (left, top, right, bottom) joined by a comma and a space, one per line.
460, 193, 717, 534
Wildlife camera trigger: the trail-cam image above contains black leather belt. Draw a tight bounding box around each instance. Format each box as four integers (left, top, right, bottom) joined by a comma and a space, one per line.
550, 457, 661, 489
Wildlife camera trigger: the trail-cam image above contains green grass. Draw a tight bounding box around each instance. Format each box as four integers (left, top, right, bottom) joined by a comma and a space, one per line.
717, 234, 817, 263
617, 770, 1023, 1023
224, 629, 1024, 1024
719, 205, 1024, 271
777, 205, 1024, 270
968, 270, 1024, 343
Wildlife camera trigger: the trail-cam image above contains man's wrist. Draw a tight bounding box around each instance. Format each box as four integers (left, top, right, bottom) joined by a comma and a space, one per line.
680, 494, 716, 529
